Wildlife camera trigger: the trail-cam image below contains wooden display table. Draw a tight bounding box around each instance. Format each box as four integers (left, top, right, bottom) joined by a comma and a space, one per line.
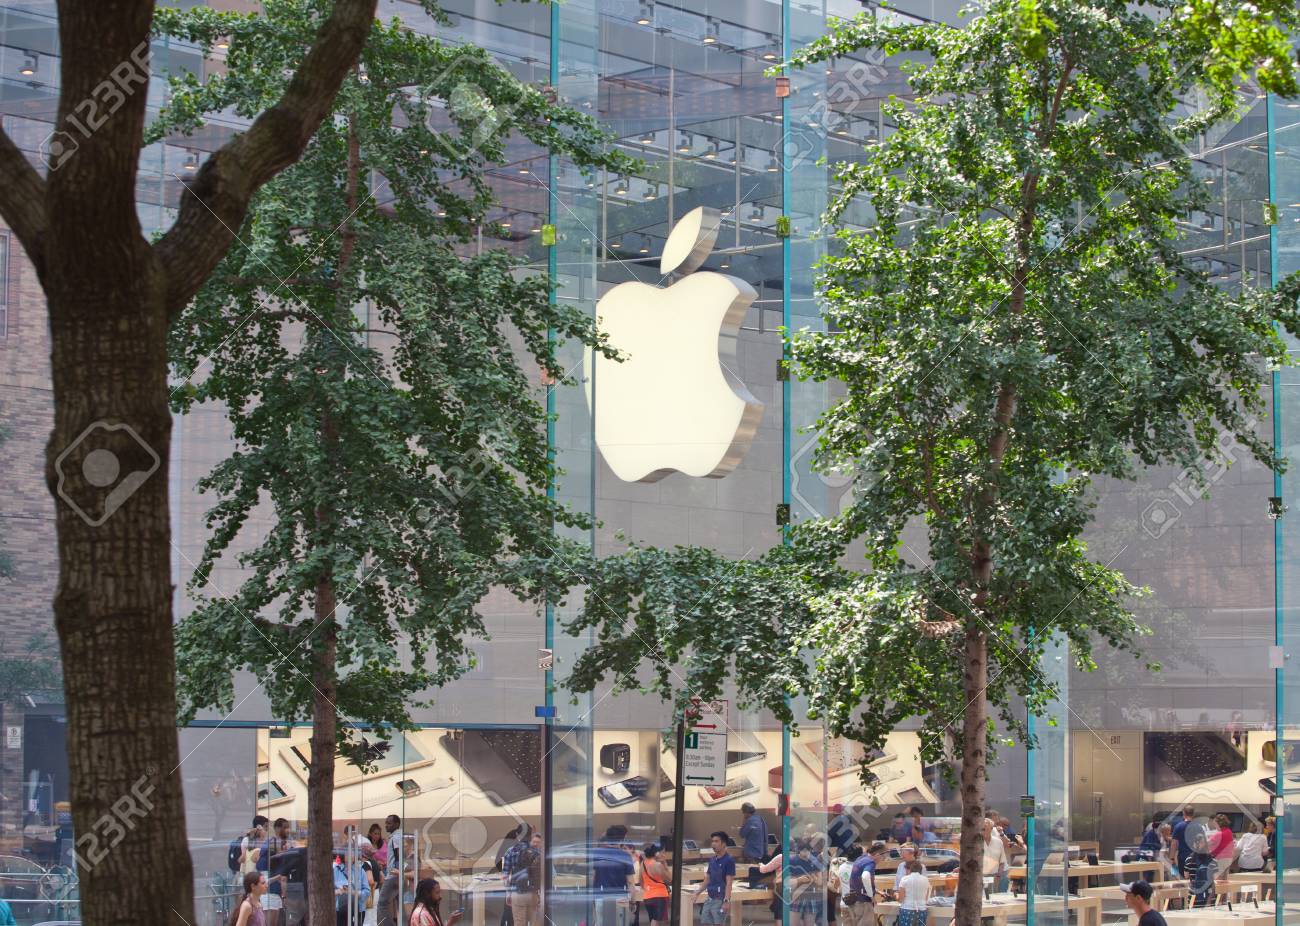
682, 884, 774, 926
1009, 859, 1164, 889
877, 893, 1101, 926
1081, 880, 1261, 910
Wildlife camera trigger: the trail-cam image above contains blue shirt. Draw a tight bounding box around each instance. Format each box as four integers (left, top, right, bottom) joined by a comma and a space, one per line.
334, 859, 371, 907
593, 848, 636, 892
849, 856, 876, 895
706, 852, 736, 899
1172, 819, 1190, 867
740, 814, 769, 859
1140, 826, 1162, 853
0, 898, 14, 926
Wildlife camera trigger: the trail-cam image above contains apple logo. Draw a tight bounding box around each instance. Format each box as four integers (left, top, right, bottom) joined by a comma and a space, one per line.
587, 206, 764, 483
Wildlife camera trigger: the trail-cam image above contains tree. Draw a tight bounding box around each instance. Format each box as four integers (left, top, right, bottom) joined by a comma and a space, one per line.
159, 5, 631, 923
560, 2, 1300, 923
0, 2, 375, 923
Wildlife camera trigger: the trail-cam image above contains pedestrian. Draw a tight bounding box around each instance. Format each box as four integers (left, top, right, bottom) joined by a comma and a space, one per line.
230, 871, 268, 926
1122, 881, 1167, 926
510, 832, 544, 926
640, 844, 671, 926
410, 877, 464, 926
377, 814, 404, 926
261, 817, 291, 926
694, 831, 736, 926
739, 803, 770, 862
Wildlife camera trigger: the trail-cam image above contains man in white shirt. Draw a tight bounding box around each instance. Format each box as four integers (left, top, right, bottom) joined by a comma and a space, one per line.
982, 818, 1009, 894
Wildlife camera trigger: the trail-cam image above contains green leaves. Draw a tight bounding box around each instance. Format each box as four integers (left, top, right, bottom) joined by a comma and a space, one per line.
162, 0, 629, 736
1011, 0, 1058, 60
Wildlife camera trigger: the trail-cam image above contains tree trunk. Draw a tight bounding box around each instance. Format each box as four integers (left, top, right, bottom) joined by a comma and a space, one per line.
953, 623, 988, 926
45, 256, 193, 926
307, 616, 339, 926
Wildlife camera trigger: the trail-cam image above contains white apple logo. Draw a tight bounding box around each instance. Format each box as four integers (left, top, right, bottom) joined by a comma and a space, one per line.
587, 206, 764, 483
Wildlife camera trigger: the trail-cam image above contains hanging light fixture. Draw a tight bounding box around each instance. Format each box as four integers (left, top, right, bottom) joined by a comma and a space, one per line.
215, 37, 230, 50
18, 52, 36, 77
643, 182, 660, 201
702, 17, 719, 45
762, 34, 779, 60
613, 176, 629, 196
639, 128, 655, 145
636, 1, 654, 26
676, 132, 693, 154
703, 141, 719, 160
749, 203, 764, 222
766, 153, 780, 172
500, 214, 513, 228
182, 150, 200, 172
638, 238, 651, 254
518, 163, 531, 175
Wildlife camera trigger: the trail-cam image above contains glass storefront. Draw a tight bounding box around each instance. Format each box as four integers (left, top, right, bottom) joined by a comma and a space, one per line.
0, 1, 1298, 925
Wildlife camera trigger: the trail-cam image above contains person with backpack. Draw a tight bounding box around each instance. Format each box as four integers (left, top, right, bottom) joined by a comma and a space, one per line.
510, 832, 544, 926
231, 818, 268, 879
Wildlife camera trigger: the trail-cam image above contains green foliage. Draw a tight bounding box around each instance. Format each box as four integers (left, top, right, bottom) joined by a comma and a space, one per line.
559, 0, 1300, 780
159, 0, 632, 739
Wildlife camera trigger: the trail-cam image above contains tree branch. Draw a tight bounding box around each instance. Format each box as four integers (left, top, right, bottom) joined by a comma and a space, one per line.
154, 0, 377, 318
0, 125, 48, 279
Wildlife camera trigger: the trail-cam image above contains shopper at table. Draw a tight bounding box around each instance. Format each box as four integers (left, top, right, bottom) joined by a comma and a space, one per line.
1170, 806, 1203, 876
1237, 822, 1268, 872
1139, 814, 1163, 855
739, 802, 771, 862
997, 815, 1024, 854
334, 851, 372, 926
788, 839, 826, 926
907, 808, 934, 844
896, 844, 927, 879
1121, 880, 1166, 926
896, 861, 932, 926
842, 842, 886, 926
890, 814, 912, 843
1209, 814, 1236, 870
981, 818, 1009, 894
1264, 816, 1278, 868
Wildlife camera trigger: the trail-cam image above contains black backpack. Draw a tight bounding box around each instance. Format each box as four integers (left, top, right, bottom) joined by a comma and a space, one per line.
228, 837, 243, 873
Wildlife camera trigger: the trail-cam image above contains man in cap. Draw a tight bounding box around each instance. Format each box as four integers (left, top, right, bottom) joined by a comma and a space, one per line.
1122, 881, 1167, 926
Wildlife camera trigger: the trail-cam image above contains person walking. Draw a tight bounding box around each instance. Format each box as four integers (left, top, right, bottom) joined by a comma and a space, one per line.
640, 844, 672, 926
260, 818, 291, 926
410, 877, 464, 926
230, 871, 269, 926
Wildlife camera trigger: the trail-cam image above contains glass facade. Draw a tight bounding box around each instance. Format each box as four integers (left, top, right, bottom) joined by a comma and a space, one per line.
0, 2, 1297, 926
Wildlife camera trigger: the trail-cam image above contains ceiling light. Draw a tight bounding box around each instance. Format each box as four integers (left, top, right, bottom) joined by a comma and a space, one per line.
763, 34, 779, 60
436, 208, 447, 217
500, 215, 513, 228
18, 52, 36, 77
702, 17, 719, 46
639, 240, 650, 254
613, 177, 628, 196
644, 182, 659, 200
749, 204, 763, 222
639, 129, 655, 145
611, 239, 622, 249
182, 150, 199, 172
677, 132, 692, 154
518, 165, 530, 175
704, 141, 719, 159
215, 38, 230, 50
636, 1, 653, 25
766, 154, 780, 172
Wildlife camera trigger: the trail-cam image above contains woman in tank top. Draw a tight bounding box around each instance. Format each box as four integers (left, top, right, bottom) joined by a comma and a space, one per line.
640, 844, 672, 926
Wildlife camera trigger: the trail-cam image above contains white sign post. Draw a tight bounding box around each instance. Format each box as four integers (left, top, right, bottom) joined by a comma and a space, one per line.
682, 698, 728, 787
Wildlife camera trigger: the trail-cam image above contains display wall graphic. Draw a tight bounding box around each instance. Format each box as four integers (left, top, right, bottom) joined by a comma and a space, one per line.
587, 206, 764, 482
